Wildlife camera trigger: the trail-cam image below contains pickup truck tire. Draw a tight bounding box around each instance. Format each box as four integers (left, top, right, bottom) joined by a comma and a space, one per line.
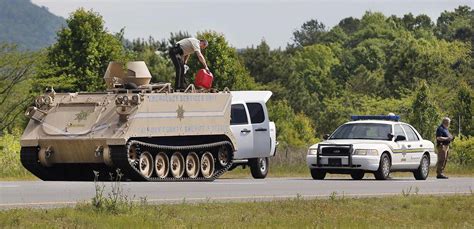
413, 154, 429, 180
350, 171, 365, 180
310, 169, 326, 180
250, 157, 268, 179
374, 153, 391, 180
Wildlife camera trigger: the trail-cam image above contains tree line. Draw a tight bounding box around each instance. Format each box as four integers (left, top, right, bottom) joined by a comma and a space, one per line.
0, 6, 472, 148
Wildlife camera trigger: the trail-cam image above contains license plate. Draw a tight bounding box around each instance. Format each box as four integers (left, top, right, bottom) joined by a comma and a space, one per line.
328, 158, 342, 166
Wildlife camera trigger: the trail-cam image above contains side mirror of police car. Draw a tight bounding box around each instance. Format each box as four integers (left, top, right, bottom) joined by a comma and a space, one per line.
323, 134, 330, 140
387, 133, 394, 140
394, 135, 406, 142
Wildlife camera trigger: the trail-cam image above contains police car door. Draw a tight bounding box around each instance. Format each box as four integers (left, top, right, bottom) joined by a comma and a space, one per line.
402, 124, 423, 168
392, 124, 408, 169
230, 103, 254, 159
246, 102, 271, 158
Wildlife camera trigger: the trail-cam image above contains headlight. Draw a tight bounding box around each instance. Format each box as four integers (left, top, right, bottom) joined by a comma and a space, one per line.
308, 148, 318, 155
353, 149, 379, 156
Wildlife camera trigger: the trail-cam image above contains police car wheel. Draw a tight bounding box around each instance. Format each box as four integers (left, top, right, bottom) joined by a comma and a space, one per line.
374, 153, 391, 180
414, 154, 430, 180
350, 171, 364, 180
310, 169, 326, 180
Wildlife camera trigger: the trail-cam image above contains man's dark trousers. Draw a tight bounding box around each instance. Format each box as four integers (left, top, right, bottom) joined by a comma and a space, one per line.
169, 45, 185, 90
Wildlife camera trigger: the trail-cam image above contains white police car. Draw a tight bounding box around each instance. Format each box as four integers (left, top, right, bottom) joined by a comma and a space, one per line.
306, 115, 437, 180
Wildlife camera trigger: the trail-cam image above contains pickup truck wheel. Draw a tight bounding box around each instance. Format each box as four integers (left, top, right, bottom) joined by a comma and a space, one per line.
350, 171, 364, 180
250, 157, 268, 179
413, 154, 430, 180
374, 153, 391, 180
310, 169, 326, 180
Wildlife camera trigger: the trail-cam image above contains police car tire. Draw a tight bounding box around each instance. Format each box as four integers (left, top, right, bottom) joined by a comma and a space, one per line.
310, 169, 326, 180
413, 154, 430, 180
350, 171, 365, 180
374, 153, 391, 180
250, 157, 268, 179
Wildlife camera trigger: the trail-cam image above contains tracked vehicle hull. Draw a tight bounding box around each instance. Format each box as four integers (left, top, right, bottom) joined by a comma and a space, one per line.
20, 86, 237, 181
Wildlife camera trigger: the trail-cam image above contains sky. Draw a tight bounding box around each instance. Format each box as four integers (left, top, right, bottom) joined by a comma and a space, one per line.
32, 0, 473, 49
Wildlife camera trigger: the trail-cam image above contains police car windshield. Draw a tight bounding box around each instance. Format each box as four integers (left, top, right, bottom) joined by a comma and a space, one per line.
330, 123, 391, 140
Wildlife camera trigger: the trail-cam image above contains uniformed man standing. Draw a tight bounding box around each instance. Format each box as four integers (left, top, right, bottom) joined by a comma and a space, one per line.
169, 38, 209, 90
435, 117, 454, 179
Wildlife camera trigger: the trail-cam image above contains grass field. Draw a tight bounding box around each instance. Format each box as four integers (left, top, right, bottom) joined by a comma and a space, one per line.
1, 194, 473, 228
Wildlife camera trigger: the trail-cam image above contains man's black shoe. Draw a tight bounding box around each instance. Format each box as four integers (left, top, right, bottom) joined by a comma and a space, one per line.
436, 175, 449, 179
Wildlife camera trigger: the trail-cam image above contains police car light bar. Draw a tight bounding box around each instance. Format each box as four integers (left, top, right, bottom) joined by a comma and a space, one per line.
351, 115, 400, 121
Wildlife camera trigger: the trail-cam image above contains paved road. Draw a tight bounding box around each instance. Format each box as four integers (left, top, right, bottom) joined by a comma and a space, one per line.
1, 177, 473, 209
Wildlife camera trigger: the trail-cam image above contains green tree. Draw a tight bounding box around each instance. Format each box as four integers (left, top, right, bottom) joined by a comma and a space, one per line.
0, 43, 41, 132
239, 40, 292, 84
436, 5, 473, 43
291, 19, 327, 47
384, 34, 470, 97
409, 81, 440, 139
36, 8, 127, 92
187, 31, 256, 90
267, 100, 316, 147
453, 82, 473, 136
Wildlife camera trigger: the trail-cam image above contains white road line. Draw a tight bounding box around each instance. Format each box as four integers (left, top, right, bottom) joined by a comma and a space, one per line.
0, 185, 20, 188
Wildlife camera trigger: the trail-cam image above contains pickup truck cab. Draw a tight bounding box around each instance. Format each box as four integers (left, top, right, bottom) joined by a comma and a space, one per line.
307, 115, 436, 180
230, 91, 277, 179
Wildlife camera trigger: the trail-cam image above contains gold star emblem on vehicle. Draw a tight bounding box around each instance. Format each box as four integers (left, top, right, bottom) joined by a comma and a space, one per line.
176, 105, 185, 121
74, 110, 90, 122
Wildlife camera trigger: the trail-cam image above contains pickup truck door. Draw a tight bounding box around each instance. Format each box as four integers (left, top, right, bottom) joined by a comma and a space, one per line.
246, 102, 271, 158
230, 103, 254, 159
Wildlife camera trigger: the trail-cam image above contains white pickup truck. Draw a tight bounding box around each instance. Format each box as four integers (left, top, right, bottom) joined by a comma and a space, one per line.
230, 91, 277, 179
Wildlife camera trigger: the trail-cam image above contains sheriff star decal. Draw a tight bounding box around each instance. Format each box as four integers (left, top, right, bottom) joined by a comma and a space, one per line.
176, 105, 185, 121
74, 110, 90, 122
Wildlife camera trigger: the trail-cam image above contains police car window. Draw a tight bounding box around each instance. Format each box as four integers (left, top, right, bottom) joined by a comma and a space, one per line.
394, 125, 406, 140
230, 104, 248, 125
402, 125, 419, 141
330, 123, 392, 140
246, 103, 265, 124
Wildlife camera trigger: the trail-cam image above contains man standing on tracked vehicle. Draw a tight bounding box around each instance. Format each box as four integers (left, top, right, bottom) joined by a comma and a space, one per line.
169, 38, 209, 90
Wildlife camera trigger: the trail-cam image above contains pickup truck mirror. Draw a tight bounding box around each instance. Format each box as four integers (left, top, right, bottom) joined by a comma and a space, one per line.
394, 135, 406, 142
323, 134, 330, 140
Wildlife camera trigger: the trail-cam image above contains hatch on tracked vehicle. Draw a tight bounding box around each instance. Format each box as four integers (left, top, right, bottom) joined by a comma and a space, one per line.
104, 61, 152, 89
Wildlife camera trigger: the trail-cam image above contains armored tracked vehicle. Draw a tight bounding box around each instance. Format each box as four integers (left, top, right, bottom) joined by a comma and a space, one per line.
20, 61, 276, 181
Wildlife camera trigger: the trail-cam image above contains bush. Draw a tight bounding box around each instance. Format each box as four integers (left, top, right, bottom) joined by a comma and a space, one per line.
449, 136, 474, 166
0, 129, 32, 179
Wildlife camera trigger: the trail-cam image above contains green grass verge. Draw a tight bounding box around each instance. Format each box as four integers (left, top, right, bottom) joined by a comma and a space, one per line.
1, 195, 473, 228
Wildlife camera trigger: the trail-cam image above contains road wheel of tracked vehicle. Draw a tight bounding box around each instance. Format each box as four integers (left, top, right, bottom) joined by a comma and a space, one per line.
310, 169, 326, 180
250, 157, 269, 179
414, 154, 430, 180
186, 152, 200, 178
170, 152, 185, 178
217, 146, 230, 167
128, 145, 139, 167
201, 152, 215, 179
155, 152, 169, 178
374, 153, 391, 180
350, 171, 365, 180
139, 151, 154, 178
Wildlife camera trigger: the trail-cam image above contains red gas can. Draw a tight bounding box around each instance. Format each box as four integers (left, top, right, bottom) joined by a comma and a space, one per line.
194, 69, 214, 89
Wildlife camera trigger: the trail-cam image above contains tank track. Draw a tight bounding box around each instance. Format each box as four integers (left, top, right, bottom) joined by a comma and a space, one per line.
110, 140, 234, 182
